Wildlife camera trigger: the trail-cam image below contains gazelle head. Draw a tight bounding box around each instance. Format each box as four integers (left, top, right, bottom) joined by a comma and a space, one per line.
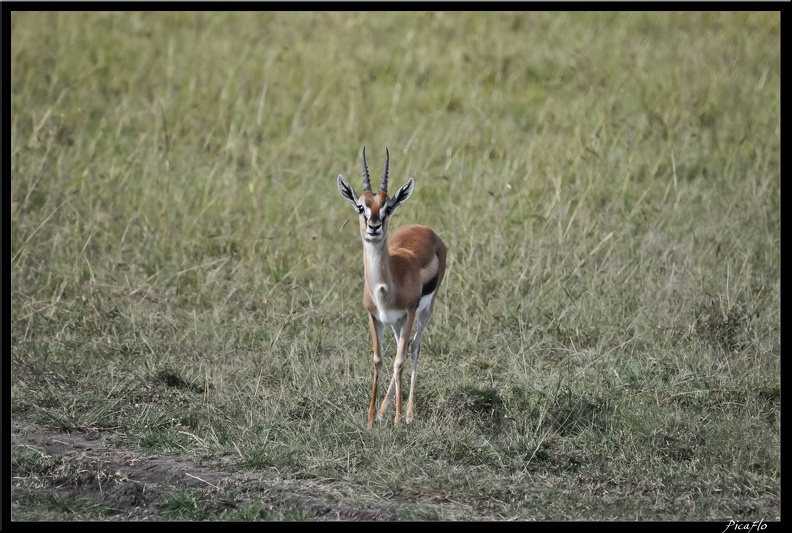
338, 147, 414, 243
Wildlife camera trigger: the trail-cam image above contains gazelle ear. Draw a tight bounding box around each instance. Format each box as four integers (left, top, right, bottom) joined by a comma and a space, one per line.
388, 178, 414, 212
338, 174, 360, 209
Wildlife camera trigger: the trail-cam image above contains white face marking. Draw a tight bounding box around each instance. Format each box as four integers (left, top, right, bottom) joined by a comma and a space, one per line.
359, 198, 388, 243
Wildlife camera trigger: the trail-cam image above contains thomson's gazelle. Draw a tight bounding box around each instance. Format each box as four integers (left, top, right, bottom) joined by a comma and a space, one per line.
338, 148, 447, 428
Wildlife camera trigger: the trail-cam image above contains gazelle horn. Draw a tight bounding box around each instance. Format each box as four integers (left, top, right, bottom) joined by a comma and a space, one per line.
362, 147, 372, 192
379, 147, 390, 193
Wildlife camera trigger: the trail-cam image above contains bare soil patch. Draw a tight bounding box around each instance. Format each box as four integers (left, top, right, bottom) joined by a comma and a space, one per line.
10, 420, 404, 521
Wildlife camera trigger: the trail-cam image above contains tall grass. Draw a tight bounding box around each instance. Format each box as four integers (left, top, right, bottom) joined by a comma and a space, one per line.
11, 11, 780, 520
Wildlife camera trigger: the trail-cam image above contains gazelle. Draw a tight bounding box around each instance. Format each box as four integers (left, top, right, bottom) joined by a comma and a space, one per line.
338, 147, 447, 428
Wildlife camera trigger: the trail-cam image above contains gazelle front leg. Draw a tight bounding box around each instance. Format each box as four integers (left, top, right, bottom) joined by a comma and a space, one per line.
367, 314, 384, 429
377, 311, 416, 426
376, 320, 402, 422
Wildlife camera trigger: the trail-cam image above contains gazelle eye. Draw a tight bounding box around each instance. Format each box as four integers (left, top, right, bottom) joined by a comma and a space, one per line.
357, 205, 365, 214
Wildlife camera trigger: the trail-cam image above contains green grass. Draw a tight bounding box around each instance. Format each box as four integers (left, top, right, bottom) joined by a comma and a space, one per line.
155, 489, 310, 521
10, 11, 780, 521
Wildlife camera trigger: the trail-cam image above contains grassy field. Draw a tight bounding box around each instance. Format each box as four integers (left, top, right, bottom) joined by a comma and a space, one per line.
10, 11, 780, 521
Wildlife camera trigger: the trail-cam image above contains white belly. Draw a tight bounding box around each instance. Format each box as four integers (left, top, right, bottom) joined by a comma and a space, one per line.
417, 292, 434, 314
375, 292, 434, 325
377, 308, 407, 325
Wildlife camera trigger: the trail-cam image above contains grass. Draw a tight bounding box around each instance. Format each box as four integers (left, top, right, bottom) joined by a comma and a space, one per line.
10, 11, 780, 521
155, 489, 311, 521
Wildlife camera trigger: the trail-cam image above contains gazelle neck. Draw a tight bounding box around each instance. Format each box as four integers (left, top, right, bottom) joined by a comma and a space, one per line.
362, 236, 392, 288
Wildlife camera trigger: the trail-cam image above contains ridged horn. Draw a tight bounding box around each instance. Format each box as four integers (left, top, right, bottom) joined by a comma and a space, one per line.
361, 147, 372, 192
379, 147, 390, 193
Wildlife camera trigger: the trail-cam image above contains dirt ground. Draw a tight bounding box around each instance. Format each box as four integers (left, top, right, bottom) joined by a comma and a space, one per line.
10, 420, 407, 521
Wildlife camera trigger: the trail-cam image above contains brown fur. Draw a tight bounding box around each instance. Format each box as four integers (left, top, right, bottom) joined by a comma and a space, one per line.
362, 224, 446, 315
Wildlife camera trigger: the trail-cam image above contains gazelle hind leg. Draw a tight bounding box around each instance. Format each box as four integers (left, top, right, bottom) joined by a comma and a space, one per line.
377, 312, 416, 425
406, 306, 432, 423
376, 321, 402, 422
367, 315, 384, 429
377, 374, 397, 420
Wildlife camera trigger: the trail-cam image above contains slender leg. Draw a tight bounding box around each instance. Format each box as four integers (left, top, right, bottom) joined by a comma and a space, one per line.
393, 311, 416, 426
367, 314, 383, 429
376, 319, 402, 421
406, 306, 433, 423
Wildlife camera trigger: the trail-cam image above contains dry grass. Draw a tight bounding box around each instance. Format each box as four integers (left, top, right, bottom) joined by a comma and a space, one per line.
11, 11, 780, 521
